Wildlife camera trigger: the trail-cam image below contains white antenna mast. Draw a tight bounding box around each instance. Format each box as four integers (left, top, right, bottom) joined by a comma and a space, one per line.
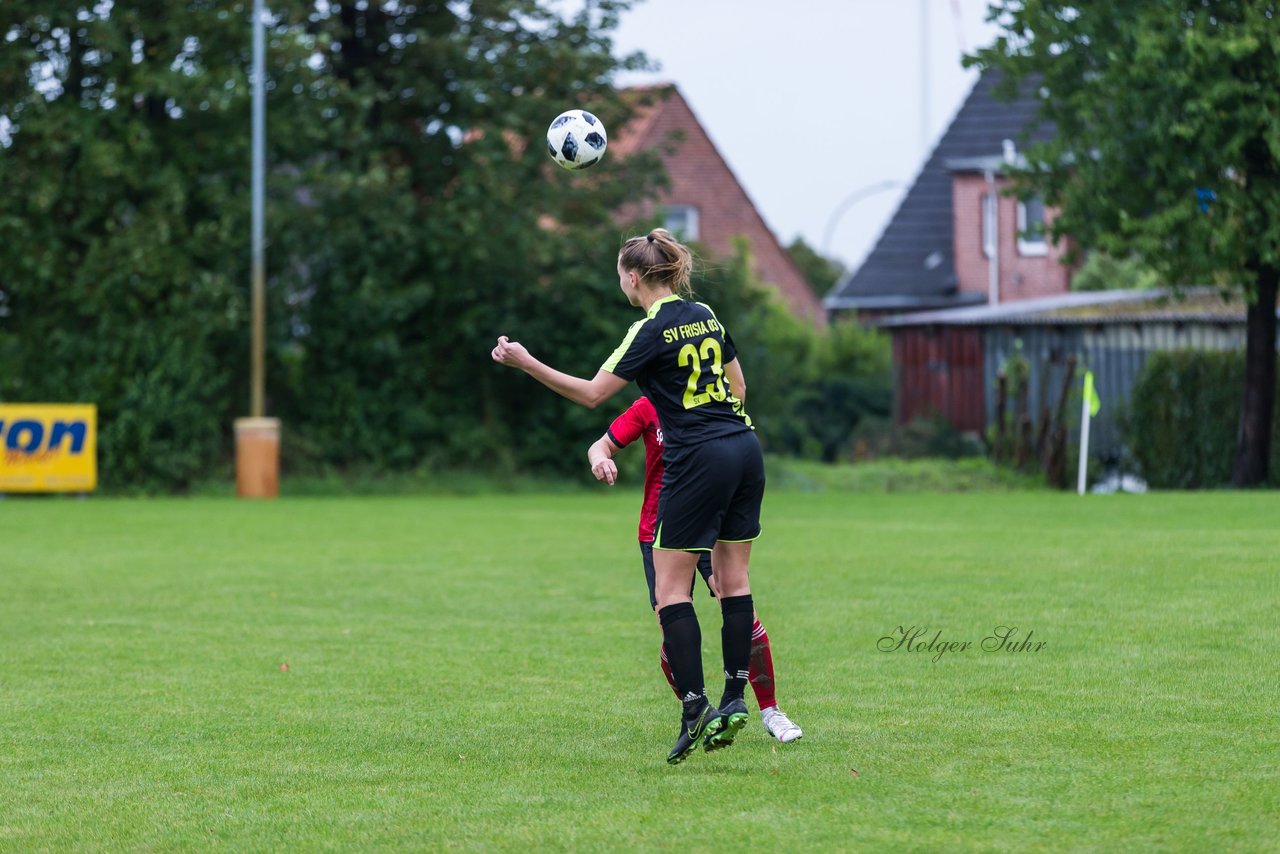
921, 0, 930, 158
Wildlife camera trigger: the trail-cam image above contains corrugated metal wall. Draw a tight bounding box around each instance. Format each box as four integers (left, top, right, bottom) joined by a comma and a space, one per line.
980, 322, 1249, 458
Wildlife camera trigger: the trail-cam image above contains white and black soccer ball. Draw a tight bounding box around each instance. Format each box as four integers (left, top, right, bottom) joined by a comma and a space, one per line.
546, 109, 607, 171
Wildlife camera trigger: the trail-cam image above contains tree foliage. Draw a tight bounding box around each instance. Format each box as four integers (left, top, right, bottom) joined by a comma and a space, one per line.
969, 1, 1280, 485
0, 0, 299, 489
785, 236, 845, 301
1070, 252, 1159, 292
0, 1, 887, 490
698, 239, 891, 463
0, 1, 662, 488
259, 1, 664, 476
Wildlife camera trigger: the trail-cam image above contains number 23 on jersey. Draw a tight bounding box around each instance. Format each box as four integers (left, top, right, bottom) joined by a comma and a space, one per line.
678, 338, 727, 409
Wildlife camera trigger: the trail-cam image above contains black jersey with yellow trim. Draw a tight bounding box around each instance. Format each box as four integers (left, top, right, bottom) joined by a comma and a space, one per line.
601, 294, 752, 452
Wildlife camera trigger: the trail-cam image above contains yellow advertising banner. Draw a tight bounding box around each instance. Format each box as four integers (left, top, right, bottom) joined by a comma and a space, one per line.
0, 404, 98, 493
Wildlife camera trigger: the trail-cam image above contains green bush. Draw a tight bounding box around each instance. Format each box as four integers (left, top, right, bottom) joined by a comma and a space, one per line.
698, 239, 892, 463
1129, 350, 1280, 488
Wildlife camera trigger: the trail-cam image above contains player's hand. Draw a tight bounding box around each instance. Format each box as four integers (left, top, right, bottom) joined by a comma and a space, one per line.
591, 458, 618, 485
491, 335, 530, 369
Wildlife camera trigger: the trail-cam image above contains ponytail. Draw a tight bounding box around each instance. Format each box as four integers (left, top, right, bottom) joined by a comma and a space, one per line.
619, 228, 694, 298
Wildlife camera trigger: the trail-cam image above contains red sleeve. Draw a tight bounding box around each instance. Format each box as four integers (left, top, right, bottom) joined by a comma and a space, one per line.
606, 398, 651, 449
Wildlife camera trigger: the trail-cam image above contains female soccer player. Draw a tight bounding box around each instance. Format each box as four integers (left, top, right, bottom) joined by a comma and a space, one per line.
491, 228, 767, 763
587, 395, 803, 744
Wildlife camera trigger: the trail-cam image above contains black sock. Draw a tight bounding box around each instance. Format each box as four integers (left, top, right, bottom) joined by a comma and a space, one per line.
720, 594, 755, 704
658, 602, 705, 715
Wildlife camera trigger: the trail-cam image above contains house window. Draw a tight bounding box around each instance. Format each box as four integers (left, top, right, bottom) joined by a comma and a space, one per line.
981, 194, 996, 258
1017, 197, 1048, 256
664, 205, 700, 241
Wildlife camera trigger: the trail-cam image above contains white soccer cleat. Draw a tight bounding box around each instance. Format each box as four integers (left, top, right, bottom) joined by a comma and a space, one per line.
762, 708, 803, 743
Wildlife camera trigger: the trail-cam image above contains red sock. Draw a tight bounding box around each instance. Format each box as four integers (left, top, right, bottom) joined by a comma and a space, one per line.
659, 643, 680, 698
748, 619, 777, 711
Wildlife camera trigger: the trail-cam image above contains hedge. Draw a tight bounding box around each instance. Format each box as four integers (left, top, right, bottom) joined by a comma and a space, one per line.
1128, 350, 1280, 488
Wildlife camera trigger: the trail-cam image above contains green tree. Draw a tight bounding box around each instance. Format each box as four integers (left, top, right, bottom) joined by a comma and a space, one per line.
969, 1, 1280, 485
1070, 252, 1159, 292
264, 1, 662, 476
786, 236, 845, 300
0, 1, 659, 488
0, 0, 318, 489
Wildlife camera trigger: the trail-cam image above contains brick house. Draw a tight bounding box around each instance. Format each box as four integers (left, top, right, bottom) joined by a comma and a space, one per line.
817, 71, 1085, 433
614, 85, 823, 325
948, 151, 1074, 303
823, 71, 1067, 318
824, 72, 1277, 467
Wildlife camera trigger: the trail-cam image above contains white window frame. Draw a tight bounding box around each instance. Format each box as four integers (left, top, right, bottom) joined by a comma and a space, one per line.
663, 204, 700, 241
1017, 198, 1048, 256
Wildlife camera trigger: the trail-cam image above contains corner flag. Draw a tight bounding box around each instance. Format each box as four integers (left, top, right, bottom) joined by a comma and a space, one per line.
1083, 370, 1101, 417
1078, 369, 1101, 495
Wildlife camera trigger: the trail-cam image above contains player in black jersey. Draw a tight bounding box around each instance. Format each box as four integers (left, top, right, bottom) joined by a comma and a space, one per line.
492, 228, 765, 764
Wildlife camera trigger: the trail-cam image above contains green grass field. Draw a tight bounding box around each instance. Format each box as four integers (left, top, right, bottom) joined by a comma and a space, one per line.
2, 489, 1278, 851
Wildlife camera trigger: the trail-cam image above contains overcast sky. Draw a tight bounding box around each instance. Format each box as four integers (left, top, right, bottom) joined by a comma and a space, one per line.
590, 0, 1001, 272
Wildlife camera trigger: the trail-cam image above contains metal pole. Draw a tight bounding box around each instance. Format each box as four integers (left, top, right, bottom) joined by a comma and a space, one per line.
985, 169, 999, 304
921, 0, 930, 157
1077, 383, 1091, 495
250, 0, 266, 418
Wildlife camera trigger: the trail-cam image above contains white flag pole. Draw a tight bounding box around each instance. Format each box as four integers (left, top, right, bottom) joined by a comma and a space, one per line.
1076, 384, 1091, 496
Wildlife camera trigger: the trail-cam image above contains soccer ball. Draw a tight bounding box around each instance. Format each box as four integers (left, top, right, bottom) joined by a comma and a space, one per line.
546, 109, 607, 170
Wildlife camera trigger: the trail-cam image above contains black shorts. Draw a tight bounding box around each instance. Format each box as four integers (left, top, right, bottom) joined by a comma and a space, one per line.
640, 541, 713, 609
654, 430, 765, 552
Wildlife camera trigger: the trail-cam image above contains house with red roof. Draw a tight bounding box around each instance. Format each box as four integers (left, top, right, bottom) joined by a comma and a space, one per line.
614, 85, 824, 326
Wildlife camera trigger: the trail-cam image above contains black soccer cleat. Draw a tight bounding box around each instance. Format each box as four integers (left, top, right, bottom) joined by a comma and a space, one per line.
667, 701, 720, 765
704, 697, 749, 751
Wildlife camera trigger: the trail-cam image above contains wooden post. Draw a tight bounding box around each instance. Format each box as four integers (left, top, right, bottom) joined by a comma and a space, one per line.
1016, 414, 1033, 470
1051, 355, 1078, 430
1045, 355, 1077, 487
235, 417, 280, 499
1034, 356, 1051, 464
1013, 367, 1029, 465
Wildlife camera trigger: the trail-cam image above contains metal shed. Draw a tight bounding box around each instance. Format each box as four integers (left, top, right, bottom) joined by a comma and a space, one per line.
877, 288, 1273, 460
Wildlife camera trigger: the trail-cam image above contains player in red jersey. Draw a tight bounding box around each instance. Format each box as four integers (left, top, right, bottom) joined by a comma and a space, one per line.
588, 396, 803, 744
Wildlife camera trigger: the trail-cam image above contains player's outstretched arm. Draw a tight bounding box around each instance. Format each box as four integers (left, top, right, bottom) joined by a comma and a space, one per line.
587, 434, 623, 485
491, 336, 628, 409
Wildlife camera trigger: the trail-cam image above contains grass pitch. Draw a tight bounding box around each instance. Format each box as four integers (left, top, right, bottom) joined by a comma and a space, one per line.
2, 489, 1277, 851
